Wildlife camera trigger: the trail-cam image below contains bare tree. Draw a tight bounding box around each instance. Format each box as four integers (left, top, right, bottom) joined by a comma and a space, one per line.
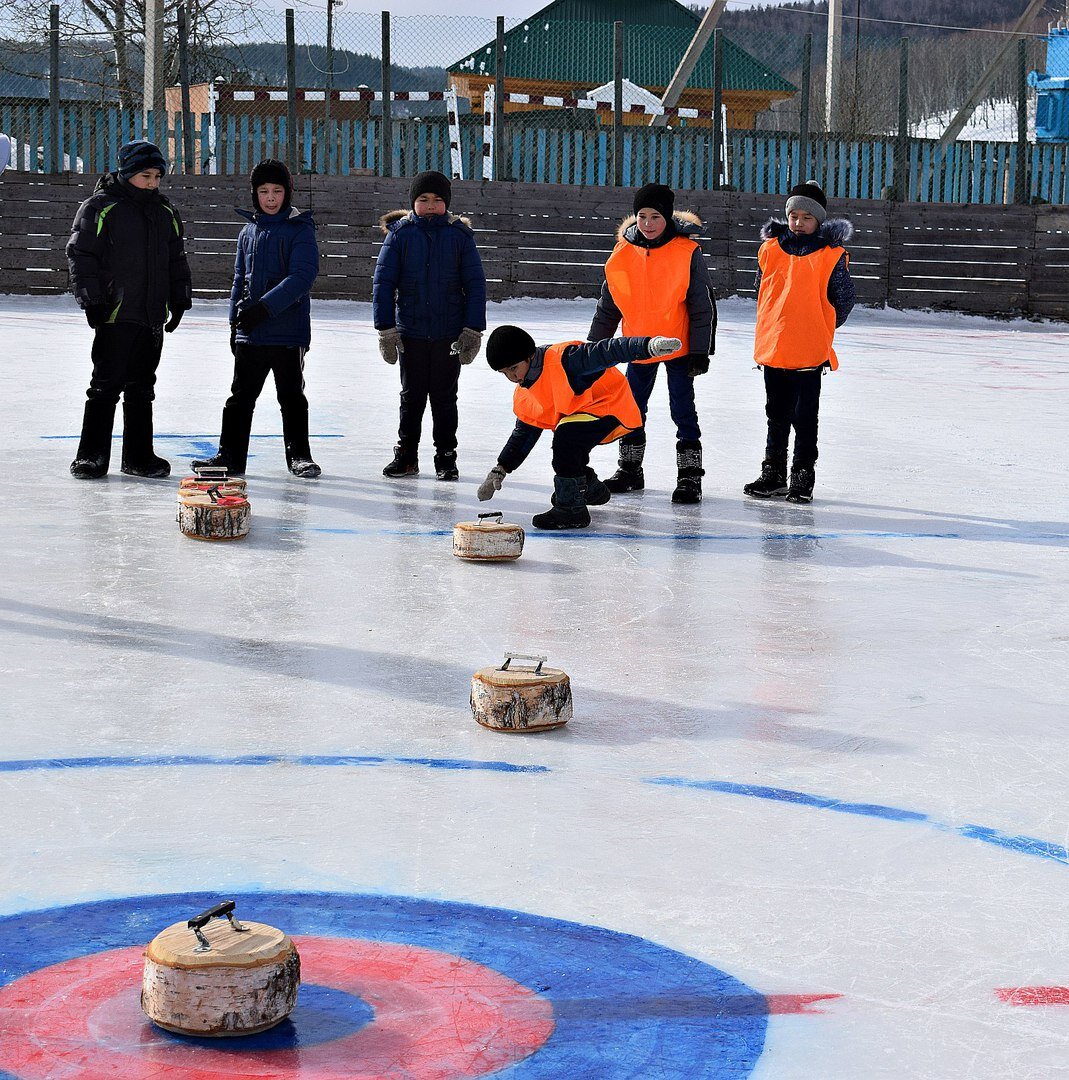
4, 0, 280, 107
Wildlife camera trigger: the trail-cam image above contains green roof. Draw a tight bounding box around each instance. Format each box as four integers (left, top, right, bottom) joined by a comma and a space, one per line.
448, 13, 795, 95
509, 0, 700, 29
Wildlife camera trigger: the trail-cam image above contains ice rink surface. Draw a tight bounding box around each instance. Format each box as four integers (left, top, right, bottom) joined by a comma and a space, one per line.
0, 293, 1067, 1078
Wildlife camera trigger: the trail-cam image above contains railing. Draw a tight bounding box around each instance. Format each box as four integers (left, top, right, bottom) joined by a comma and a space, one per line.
2, 174, 1066, 321
1, 103, 1068, 206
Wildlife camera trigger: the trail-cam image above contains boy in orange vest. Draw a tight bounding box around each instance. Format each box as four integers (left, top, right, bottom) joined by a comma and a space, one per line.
477, 326, 680, 529
588, 183, 715, 503
745, 181, 855, 503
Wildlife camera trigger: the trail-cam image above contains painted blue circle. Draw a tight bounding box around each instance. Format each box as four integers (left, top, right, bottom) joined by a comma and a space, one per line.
0, 892, 767, 1079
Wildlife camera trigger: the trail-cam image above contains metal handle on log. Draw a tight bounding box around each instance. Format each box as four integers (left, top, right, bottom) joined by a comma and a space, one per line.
187, 900, 250, 952
499, 652, 548, 675
478, 511, 503, 524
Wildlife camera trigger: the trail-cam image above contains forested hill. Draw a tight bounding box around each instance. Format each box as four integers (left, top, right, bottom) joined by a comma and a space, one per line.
697, 1, 1055, 45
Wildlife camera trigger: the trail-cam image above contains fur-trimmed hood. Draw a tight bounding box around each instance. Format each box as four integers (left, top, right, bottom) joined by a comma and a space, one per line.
236, 205, 313, 226
379, 208, 473, 234
761, 217, 853, 246
618, 209, 703, 244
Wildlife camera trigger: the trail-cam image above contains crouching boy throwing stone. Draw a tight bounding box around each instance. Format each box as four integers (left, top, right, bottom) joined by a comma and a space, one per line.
478, 325, 680, 530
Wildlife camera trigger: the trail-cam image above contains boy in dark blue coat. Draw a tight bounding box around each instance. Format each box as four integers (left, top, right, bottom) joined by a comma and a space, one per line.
373, 171, 486, 481
66, 140, 192, 479
193, 160, 321, 478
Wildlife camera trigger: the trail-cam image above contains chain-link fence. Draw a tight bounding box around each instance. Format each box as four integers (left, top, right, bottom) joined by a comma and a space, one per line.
0, 3, 1066, 203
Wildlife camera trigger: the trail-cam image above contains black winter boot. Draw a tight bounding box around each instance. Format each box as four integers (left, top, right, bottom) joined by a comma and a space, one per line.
192, 405, 254, 475
282, 402, 321, 479
383, 443, 418, 477
533, 475, 590, 530
604, 442, 645, 493
672, 440, 703, 504
434, 450, 459, 481
120, 401, 170, 478
584, 467, 611, 506
743, 458, 788, 498
786, 464, 815, 503
70, 400, 116, 479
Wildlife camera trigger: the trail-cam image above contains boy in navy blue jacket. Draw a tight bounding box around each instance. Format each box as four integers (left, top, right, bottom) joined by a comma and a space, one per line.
373, 171, 486, 481
193, 160, 321, 478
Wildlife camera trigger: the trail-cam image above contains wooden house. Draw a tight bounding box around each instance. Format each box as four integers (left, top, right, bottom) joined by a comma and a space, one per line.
447, 0, 795, 128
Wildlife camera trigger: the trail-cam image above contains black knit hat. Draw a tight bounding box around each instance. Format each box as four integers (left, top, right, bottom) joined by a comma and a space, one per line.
785, 180, 827, 223
485, 325, 536, 371
409, 170, 451, 209
250, 159, 293, 211
117, 140, 167, 180
632, 183, 674, 219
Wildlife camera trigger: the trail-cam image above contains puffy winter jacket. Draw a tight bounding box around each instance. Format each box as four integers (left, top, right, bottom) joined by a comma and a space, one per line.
372, 210, 486, 341
230, 206, 319, 348
66, 172, 192, 326
588, 211, 716, 359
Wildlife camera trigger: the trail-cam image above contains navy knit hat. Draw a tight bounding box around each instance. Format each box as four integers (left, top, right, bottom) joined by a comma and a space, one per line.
486, 325, 536, 371
250, 159, 293, 211
632, 183, 674, 219
118, 140, 167, 180
409, 170, 451, 209
785, 180, 827, 223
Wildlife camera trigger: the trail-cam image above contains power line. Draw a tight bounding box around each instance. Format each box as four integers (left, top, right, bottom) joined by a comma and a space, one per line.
721, 0, 1056, 39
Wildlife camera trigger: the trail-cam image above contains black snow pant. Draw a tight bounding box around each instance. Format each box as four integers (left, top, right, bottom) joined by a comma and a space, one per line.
85, 322, 164, 407
217, 344, 312, 472
396, 338, 462, 455
75, 322, 165, 466
551, 416, 620, 478
763, 366, 823, 469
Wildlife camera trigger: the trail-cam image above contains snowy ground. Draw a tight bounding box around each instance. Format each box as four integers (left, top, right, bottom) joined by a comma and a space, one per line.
0, 294, 1067, 1079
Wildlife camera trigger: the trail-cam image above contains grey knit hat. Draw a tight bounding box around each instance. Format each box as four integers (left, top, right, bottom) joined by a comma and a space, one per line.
785, 180, 827, 223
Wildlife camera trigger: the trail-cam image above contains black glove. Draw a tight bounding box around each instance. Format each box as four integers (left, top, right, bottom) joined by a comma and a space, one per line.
229, 322, 237, 356
236, 301, 270, 334
84, 303, 112, 329
164, 308, 184, 333
686, 354, 710, 377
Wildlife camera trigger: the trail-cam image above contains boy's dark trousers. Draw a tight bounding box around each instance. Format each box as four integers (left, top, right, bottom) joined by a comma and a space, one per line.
551, 416, 619, 477
396, 338, 461, 458
763, 366, 822, 467
619, 357, 700, 447
216, 344, 312, 471
75, 322, 164, 468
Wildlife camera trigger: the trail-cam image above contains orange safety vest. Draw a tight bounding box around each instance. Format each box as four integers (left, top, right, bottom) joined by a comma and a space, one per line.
513, 341, 642, 444
754, 241, 847, 371
604, 236, 695, 363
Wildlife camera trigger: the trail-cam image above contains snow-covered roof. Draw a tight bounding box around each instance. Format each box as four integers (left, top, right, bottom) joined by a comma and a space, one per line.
586, 78, 663, 110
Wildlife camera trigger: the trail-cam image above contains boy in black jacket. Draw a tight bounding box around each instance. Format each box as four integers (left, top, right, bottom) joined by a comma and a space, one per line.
66, 140, 192, 478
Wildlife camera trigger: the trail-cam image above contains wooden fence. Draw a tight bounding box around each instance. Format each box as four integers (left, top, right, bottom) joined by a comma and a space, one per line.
1, 173, 1067, 320
3, 103, 1069, 205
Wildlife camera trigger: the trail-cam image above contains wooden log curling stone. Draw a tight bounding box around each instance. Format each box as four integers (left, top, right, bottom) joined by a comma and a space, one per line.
177, 486, 250, 541
471, 652, 572, 732
453, 511, 524, 561
142, 900, 300, 1037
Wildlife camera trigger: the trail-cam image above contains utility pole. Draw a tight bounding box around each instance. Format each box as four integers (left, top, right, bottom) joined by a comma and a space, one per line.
142, 0, 157, 128
142, 0, 165, 130
825, 0, 844, 131
650, 0, 727, 127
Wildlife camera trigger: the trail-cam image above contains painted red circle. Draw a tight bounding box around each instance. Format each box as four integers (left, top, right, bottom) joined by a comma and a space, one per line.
0, 935, 555, 1079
